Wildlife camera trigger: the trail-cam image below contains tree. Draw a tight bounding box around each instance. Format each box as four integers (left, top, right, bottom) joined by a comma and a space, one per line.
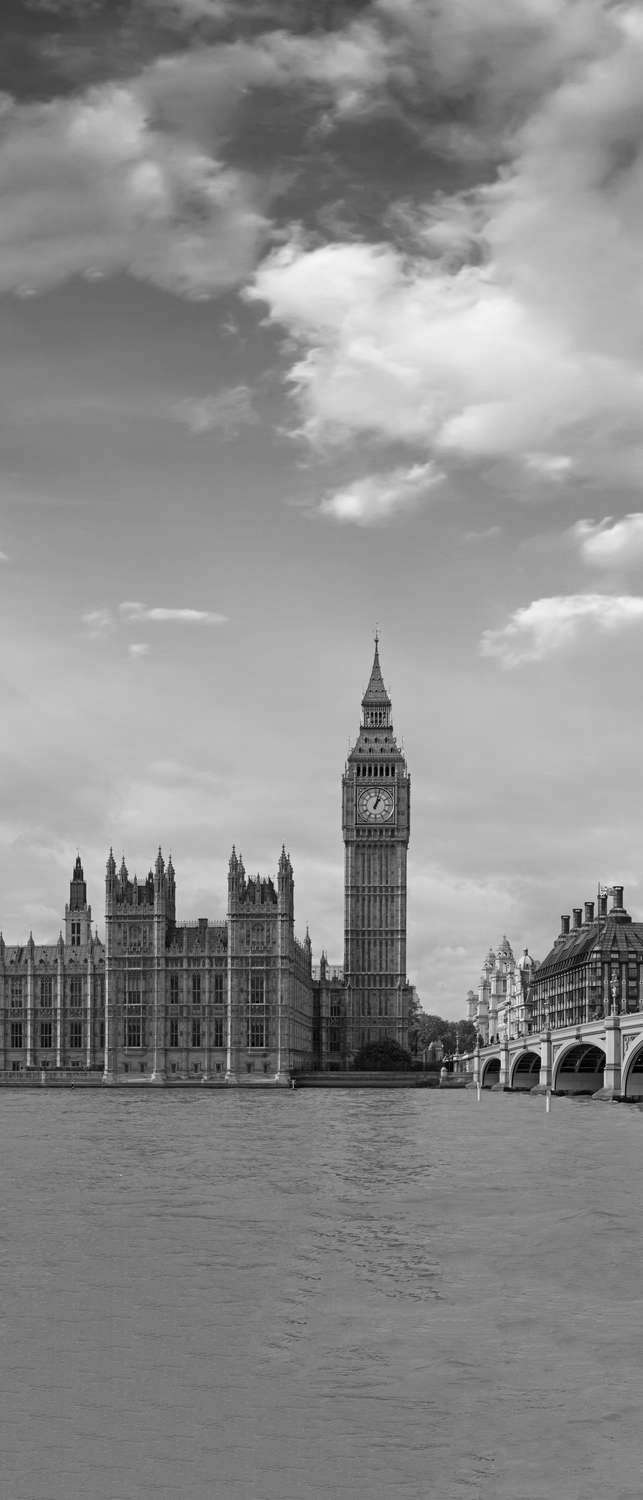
413, 1013, 479, 1059
455, 1019, 478, 1054
415, 1013, 451, 1051
353, 1037, 413, 1071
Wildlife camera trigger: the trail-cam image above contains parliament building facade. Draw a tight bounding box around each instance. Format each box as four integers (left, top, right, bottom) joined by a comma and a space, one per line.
0, 643, 413, 1083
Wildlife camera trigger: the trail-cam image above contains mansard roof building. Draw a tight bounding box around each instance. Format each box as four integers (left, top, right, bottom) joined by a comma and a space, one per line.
527, 886, 643, 1032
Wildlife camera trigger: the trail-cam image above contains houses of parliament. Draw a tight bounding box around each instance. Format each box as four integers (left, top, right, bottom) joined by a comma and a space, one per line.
0, 643, 414, 1083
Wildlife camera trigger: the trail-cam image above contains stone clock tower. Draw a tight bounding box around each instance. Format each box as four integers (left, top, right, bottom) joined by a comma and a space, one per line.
342, 638, 411, 1058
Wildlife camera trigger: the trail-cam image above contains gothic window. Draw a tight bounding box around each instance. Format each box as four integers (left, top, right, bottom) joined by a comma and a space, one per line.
213, 972, 224, 1005
248, 972, 266, 1049
39, 1020, 53, 1049
213, 1017, 224, 1048
10, 1021, 23, 1049
169, 973, 179, 1005
69, 976, 83, 1009
40, 976, 53, 1006
126, 1017, 141, 1048
170, 1017, 179, 1047
191, 1018, 201, 1049
99, 1021, 105, 1049
71, 921, 81, 948
10, 978, 23, 1009
69, 1021, 83, 1050
192, 973, 201, 1005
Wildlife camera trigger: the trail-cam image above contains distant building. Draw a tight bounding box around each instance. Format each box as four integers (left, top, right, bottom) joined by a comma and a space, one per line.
0, 641, 415, 1083
0, 856, 105, 1073
528, 886, 643, 1031
466, 935, 538, 1043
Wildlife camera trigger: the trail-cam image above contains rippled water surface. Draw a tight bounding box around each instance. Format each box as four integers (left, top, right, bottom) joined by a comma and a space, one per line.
2, 1088, 643, 1500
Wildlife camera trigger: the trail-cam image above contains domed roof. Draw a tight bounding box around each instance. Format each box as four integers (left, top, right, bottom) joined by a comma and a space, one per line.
518, 948, 535, 971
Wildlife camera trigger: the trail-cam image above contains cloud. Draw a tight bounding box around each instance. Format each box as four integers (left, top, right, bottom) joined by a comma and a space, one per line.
319, 461, 443, 525
245, 6, 643, 487
82, 608, 114, 637
149, 0, 231, 20
0, 80, 270, 299
524, 453, 573, 482
147, 14, 390, 123
83, 603, 227, 644
248, 236, 585, 456
463, 526, 501, 543
0, 551, 8, 562
573, 514, 643, 568
119, 602, 227, 625
175, 384, 258, 435
480, 593, 643, 668
374, 0, 608, 158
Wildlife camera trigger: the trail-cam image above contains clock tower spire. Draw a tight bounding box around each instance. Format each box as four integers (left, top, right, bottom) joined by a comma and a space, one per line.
342, 637, 410, 1060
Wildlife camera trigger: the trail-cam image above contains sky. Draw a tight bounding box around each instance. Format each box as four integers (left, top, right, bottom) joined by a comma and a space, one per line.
2, 0, 643, 1015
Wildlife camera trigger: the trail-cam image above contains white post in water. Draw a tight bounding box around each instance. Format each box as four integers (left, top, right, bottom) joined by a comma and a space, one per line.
545, 1087, 551, 1114
476, 1081, 481, 1102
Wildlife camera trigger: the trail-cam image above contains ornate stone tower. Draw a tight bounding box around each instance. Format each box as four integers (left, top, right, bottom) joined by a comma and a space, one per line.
65, 854, 92, 949
342, 637, 411, 1058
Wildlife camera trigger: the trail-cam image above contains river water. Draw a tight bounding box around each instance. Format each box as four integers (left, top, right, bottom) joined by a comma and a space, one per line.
1, 1088, 642, 1500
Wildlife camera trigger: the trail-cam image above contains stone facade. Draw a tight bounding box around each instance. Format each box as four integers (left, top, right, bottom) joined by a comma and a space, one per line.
342, 638, 412, 1056
0, 856, 105, 1074
0, 643, 413, 1083
103, 843, 314, 1083
466, 936, 538, 1044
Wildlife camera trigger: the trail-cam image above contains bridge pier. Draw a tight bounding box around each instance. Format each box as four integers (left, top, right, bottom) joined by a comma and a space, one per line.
498, 1041, 510, 1089
467, 1045, 481, 1089
531, 1031, 552, 1094
593, 1014, 622, 1101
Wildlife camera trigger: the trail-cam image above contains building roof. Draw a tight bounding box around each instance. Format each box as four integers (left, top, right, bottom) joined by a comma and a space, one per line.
2, 937, 104, 966
361, 637, 391, 708
536, 912, 643, 979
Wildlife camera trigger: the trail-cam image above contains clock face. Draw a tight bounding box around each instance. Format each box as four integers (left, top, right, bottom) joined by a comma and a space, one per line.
358, 786, 394, 823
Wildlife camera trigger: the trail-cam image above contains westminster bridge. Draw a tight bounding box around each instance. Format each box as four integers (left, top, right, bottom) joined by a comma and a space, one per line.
466, 1012, 643, 1100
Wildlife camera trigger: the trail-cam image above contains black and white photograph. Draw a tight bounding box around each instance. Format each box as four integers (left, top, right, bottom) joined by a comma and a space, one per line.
1, 2, 642, 1497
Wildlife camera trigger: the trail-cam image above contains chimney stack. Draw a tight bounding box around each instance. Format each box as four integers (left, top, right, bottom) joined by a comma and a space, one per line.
584, 901, 595, 924
599, 893, 608, 918
573, 908, 583, 929
611, 885, 624, 911
561, 914, 570, 935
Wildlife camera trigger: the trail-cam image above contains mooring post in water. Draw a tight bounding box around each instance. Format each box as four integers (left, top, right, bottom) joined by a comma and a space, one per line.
545, 1087, 551, 1114
476, 1081, 481, 1102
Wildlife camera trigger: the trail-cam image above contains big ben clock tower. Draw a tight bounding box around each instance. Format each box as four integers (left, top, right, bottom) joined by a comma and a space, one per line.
342, 637, 410, 1058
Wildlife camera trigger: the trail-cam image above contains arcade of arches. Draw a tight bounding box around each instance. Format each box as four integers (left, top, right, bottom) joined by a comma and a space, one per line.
472, 1019, 643, 1101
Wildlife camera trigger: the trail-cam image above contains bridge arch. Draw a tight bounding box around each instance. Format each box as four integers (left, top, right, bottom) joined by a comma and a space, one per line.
481, 1055, 501, 1088
621, 1039, 643, 1099
509, 1049, 541, 1090
552, 1041, 605, 1094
